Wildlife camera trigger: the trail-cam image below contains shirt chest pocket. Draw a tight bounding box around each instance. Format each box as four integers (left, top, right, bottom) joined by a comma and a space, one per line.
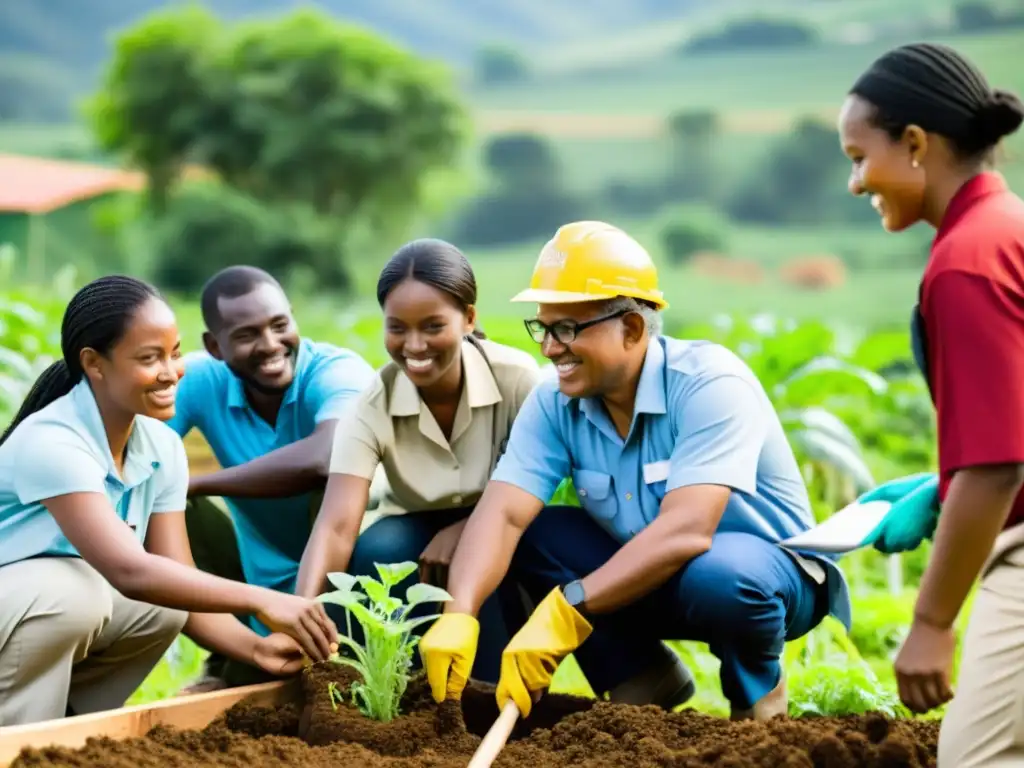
107, 483, 142, 535
643, 459, 671, 501
571, 469, 617, 520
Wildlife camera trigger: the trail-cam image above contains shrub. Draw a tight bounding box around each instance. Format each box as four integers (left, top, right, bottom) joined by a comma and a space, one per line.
658, 204, 729, 265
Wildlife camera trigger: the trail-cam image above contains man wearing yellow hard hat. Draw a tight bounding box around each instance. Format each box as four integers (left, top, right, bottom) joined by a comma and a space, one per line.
419, 221, 850, 720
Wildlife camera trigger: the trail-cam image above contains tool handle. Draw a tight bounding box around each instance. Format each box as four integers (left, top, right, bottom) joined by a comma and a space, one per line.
467, 700, 521, 768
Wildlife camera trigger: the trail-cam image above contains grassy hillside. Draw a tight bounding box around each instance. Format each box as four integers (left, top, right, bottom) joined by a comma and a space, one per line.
471, 28, 1024, 117
0, 0, 990, 122
0, 0, 715, 122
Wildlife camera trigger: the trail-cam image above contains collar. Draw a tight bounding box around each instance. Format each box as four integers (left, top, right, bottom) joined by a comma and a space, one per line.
70, 378, 160, 489
227, 339, 309, 412
579, 337, 667, 441
936, 171, 1008, 243
389, 338, 502, 448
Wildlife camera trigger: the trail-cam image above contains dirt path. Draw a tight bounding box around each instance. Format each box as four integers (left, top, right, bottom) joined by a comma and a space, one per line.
476, 107, 839, 138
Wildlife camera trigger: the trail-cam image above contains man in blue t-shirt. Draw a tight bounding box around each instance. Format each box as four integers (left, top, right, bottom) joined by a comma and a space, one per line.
168, 266, 376, 689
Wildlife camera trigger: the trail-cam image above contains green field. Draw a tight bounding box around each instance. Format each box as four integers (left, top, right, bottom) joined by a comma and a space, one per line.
473, 29, 1024, 115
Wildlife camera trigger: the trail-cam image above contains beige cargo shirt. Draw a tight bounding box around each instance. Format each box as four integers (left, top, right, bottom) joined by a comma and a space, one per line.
329, 337, 542, 516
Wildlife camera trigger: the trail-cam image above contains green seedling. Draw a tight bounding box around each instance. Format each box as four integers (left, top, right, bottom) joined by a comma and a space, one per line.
785, 617, 907, 719
316, 561, 452, 722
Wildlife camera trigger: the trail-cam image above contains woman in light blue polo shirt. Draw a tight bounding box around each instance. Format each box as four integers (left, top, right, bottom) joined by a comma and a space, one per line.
0, 275, 338, 727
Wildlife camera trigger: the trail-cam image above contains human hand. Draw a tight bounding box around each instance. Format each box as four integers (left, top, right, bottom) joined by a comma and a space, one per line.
893, 617, 956, 714
861, 474, 941, 553
255, 592, 338, 662
419, 519, 467, 587
419, 613, 480, 702
252, 632, 307, 677
496, 587, 592, 718
859, 473, 936, 505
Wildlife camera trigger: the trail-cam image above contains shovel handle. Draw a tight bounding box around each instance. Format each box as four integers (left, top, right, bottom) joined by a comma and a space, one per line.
467, 700, 521, 768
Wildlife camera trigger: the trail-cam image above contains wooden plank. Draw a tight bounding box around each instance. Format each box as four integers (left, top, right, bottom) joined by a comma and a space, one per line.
0, 679, 300, 767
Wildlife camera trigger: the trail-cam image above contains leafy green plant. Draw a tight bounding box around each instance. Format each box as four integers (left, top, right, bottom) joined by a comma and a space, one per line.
785, 617, 907, 719
316, 561, 452, 723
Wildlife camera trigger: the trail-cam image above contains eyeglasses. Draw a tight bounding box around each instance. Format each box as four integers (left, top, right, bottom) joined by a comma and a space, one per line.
523, 308, 631, 345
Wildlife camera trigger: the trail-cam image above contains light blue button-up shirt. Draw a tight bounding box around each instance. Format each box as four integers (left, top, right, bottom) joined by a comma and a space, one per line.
167, 338, 376, 628
0, 379, 189, 567
491, 335, 851, 629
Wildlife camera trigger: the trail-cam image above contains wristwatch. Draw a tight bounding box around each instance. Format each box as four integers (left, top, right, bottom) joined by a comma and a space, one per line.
561, 579, 589, 617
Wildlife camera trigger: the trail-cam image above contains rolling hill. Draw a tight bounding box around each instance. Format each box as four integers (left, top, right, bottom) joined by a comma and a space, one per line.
0, 0, 978, 122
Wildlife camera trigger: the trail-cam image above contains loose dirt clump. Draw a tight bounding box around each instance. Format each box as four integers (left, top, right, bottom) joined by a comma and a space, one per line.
8, 663, 940, 768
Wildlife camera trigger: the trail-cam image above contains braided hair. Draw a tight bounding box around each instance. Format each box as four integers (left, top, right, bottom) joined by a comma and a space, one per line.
850, 42, 1024, 161
0, 275, 163, 446
376, 238, 487, 340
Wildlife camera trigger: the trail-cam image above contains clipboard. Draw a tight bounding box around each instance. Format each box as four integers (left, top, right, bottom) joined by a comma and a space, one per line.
780, 500, 892, 554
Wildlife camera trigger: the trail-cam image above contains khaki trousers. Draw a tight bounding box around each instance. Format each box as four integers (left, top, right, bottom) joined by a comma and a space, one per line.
939, 522, 1024, 767
0, 557, 186, 726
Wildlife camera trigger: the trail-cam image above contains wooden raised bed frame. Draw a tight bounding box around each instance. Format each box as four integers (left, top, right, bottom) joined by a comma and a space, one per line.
0, 679, 301, 768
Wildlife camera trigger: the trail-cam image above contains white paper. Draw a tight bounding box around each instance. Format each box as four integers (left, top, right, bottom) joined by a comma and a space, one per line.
780, 500, 892, 554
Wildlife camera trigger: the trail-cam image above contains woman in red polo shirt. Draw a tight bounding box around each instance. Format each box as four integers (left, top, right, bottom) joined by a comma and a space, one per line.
838, 43, 1024, 765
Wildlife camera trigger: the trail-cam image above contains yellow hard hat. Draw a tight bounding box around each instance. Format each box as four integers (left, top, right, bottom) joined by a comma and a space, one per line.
511, 221, 668, 310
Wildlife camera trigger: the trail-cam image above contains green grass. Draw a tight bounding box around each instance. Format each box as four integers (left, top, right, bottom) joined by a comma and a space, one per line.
0, 123, 96, 158
534, 0, 961, 73
471, 29, 1024, 114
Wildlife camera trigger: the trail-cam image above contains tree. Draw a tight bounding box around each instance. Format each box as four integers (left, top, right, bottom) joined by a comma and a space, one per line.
86, 5, 221, 214
726, 116, 850, 225
87, 7, 471, 289
665, 109, 721, 201
202, 11, 470, 221
484, 132, 560, 191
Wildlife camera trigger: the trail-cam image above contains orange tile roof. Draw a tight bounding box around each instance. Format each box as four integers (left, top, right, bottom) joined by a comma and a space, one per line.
0, 153, 146, 214
0, 153, 211, 215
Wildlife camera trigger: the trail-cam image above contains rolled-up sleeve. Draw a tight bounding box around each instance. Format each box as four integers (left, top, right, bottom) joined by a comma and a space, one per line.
666, 374, 768, 496
491, 386, 571, 504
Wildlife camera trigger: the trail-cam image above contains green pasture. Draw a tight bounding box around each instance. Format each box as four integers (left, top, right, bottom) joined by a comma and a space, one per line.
534, 0, 960, 73
472, 29, 1024, 114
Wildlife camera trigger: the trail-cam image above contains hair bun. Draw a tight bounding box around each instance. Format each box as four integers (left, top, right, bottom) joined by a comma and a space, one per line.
977, 89, 1024, 142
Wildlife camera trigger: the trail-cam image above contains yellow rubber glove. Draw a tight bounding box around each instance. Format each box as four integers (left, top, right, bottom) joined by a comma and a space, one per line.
496, 587, 593, 717
419, 613, 480, 702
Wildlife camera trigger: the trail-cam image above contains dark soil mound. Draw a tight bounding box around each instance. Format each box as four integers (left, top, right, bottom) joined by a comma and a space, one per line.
8, 663, 940, 767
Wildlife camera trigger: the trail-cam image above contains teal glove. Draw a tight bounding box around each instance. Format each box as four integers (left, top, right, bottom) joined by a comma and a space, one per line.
858, 473, 940, 554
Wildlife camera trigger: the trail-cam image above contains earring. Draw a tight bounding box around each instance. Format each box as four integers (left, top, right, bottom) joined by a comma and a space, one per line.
912, 159, 920, 168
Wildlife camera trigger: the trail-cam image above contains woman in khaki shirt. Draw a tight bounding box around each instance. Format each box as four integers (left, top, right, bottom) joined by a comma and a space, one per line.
296, 238, 542, 683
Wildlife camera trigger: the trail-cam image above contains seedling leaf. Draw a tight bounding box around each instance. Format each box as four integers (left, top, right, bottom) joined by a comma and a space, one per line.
328, 572, 358, 593
375, 561, 418, 587
356, 576, 392, 606
317, 590, 367, 610
405, 583, 453, 607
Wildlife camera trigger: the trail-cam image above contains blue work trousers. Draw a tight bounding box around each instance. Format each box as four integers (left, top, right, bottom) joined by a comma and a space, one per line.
509, 506, 829, 710
335, 507, 528, 684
